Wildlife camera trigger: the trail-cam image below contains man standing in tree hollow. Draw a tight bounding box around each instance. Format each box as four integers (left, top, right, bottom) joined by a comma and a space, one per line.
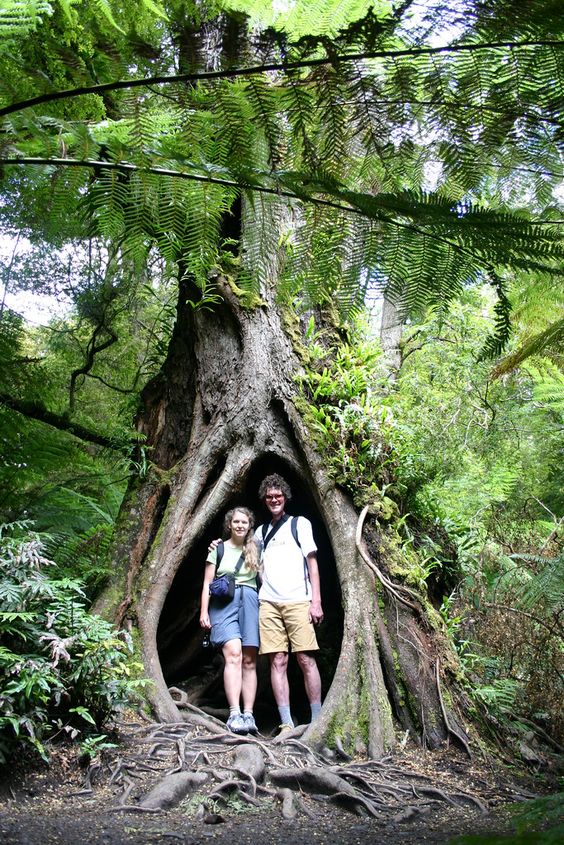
256, 473, 324, 731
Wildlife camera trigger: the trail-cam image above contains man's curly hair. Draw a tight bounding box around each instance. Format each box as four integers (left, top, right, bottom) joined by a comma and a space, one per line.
258, 473, 292, 502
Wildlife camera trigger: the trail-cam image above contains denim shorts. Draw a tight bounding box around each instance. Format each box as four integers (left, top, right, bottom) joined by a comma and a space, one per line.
209, 585, 259, 648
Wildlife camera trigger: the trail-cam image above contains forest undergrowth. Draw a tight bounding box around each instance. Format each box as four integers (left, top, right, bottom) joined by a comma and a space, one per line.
0, 2, 562, 841
0, 706, 561, 845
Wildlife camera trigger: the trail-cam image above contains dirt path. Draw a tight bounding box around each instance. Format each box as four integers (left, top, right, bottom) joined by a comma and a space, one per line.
0, 715, 544, 845
0, 802, 517, 845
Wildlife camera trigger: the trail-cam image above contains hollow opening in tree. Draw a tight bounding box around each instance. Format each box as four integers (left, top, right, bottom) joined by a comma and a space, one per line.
156, 455, 344, 731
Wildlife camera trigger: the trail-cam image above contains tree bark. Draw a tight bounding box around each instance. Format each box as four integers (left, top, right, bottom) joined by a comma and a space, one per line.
94, 218, 466, 758
379, 294, 403, 374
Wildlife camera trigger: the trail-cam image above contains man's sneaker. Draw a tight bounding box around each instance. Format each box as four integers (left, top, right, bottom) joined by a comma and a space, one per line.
226, 712, 248, 735
243, 713, 258, 735
277, 723, 294, 735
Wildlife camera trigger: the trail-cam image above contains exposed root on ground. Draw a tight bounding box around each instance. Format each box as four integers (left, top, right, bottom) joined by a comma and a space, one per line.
82, 712, 492, 822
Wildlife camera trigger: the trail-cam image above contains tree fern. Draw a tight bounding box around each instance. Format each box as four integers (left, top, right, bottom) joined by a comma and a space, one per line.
0, 0, 53, 47
527, 360, 564, 414
515, 551, 564, 615
0, 0, 563, 337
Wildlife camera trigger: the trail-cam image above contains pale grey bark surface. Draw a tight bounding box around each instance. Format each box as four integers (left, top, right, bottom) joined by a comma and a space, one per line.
379, 295, 404, 373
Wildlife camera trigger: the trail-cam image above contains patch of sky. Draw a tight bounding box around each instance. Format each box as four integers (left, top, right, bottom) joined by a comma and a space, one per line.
0, 234, 73, 325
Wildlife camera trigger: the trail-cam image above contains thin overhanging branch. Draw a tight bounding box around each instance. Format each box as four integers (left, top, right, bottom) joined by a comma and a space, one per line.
1, 157, 535, 277
84, 371, 139, 394
0, 392, 132, 452
481, 601, 562, 637
0, 155, 322, 206
69, 323, 118, 413
0, 39, 560, 118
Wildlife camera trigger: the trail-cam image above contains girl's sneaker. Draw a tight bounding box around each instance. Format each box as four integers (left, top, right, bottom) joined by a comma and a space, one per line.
243, 713, 258, 735
226, 712, 248, 734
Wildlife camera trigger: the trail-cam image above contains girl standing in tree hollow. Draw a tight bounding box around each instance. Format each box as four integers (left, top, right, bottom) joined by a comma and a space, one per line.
199, 507, 260, 735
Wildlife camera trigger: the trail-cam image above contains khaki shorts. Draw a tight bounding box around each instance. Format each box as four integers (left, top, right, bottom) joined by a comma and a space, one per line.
259, 601, 319, 654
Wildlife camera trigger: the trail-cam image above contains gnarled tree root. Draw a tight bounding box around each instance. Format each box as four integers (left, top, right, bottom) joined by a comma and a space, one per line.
88, 720, 490, 821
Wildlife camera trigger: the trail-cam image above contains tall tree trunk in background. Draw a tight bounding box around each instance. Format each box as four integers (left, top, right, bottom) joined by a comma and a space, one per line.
94, 205, 467, 758
379, 294, 403, 374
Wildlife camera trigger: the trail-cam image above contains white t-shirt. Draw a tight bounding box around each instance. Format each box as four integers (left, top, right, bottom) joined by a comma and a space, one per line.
255, 515, 317, 603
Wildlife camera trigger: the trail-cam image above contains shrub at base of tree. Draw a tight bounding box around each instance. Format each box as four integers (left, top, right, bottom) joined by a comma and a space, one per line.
0, 523, 146, 763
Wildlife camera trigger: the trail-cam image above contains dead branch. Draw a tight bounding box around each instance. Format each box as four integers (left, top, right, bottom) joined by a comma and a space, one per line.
435, 657, 472, 758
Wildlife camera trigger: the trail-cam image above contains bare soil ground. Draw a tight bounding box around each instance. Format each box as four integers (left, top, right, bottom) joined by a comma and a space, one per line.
0, 712, 556, 845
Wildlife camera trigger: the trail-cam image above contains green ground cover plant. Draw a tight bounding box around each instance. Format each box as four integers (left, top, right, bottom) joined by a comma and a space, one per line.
0, 522, 146, 762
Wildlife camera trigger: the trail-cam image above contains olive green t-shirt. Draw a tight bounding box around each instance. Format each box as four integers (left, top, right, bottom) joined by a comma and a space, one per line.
206, 543, 258, 588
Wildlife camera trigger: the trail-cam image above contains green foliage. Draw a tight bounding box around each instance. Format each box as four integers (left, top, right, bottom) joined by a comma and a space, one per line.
517, 551, 564, 614
77, 731, 118, 762
527, 361, 564, 415
450, 793, 564, 845
0, 399, 127, 594
0, 240, 179, 594
0, 525, 146, 763
0, 1, 562, 334
388, 290, 563, 542
0, 1, 53, 46
379, 288, 563, 738
471, 677, 520, 717
297, 332, 398, 510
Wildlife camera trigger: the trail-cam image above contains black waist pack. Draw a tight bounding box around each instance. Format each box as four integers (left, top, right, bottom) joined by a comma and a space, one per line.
209, 573, 235, 600
208, 545, 244, 602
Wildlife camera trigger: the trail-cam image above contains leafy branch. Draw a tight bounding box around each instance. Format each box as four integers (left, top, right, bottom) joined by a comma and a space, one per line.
0, 392, 133, 452
1, 39, 561, 118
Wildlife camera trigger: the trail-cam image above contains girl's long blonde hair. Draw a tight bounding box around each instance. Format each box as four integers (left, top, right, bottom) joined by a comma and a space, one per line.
222, 507, 259, 571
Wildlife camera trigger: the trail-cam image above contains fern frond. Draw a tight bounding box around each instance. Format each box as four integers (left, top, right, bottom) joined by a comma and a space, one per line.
281, 72, 318, 171
244, 77, 284, 169
0, 1, 52, 47
526, 360, 564, 414
493, 318, 564, 376
511, 551, 564, 614
241, 192, 289, 292
212, 79, 255, 174
309, 64, 350, 177
92, 0, 125, 34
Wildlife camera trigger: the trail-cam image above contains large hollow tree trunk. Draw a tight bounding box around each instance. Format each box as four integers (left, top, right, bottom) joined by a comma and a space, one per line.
94, 232, 466, 760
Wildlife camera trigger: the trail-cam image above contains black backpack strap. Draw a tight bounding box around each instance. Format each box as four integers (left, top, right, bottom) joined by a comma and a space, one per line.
261, 513, 290, 549
214, 541, 224, 576
215, 541, 245, 576
291, 516, 310, 596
